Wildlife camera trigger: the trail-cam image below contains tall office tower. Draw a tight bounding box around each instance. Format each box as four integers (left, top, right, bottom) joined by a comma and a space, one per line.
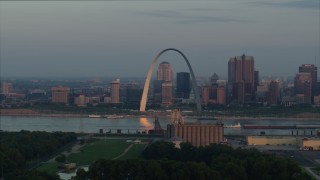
202, 85, 211, 105
126, 84, 143, 108
267, 81, 280, 105
303, 81, 312, 104
294, 73, 312, 104
157, 61, 173, 81
153, 80, 164, 104
202, 84, 224, 105
256, 80, 270, 103
217, 86, 226, 105
299, 64, 317, 86
237, 81, 245, 104
299, 64, 318, 99
210, 73, 219, 86
51, 86, 70, 104
162, 81, 173, 106
111, 79, 120, 104
317, 82, 320, 96
176, 72, 190, 99
2, 82, 12, 94
210, 84, 218, 100
228, 54, 255, 104
254, 70, 259, 91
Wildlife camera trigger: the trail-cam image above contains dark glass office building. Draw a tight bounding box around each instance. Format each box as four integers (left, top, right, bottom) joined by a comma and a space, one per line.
176, 72, 190, 99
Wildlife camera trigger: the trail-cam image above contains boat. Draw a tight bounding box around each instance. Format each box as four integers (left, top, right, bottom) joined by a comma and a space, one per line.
224, 122, 241, 128
89, 114, 102, 118
106, 115, 124, 119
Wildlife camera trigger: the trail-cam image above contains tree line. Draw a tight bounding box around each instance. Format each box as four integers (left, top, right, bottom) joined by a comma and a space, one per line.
0, 130, 77, 179
73, 141, 311, 179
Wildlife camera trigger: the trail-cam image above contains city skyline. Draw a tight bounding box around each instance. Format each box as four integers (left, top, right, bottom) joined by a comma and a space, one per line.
0, 0, 319, 78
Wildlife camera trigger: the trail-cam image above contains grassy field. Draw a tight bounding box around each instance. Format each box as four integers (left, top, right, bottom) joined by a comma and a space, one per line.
67, 139, 130, 165
117, 144, 146, 160
36, 162, 60, 175
311, 166, 320, 176
36, 139, 148, 175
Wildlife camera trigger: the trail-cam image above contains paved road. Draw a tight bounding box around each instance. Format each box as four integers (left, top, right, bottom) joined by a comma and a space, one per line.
112, 144, 134, 160
48, 143, 85, 163
304, 167, 320, 180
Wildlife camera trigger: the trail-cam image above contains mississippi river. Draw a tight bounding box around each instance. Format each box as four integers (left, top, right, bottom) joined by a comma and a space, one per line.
1, 116, 319, 136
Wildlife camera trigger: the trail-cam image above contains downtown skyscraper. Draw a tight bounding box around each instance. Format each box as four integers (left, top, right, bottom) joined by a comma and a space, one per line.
299, 64, 318, 102
51, 86, 70, 105
228, 54, 255, 104
111, 79, 120, 104
176, 72, 190, 99
155, 61, 174, 106
157, 61, 173, 81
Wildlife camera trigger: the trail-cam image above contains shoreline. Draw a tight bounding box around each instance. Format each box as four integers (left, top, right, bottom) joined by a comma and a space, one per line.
1, 108, 320, 120
1, 113, 320, 120
216, 116, 320, 121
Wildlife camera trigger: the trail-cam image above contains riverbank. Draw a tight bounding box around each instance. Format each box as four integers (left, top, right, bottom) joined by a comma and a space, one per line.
0, 109, 87, 117
214, 114, 320, 120
1, 109, 320, 119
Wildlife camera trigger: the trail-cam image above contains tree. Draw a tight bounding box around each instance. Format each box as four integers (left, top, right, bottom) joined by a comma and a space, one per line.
71, 168, 88, 180
142, 141, 177, 160
55, 154, 66, 163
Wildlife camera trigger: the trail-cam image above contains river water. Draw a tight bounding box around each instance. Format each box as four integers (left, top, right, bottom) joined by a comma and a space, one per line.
1, 116, 319, 136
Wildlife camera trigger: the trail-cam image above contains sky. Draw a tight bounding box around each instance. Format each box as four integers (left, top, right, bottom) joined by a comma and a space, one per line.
0, 0, 319, 79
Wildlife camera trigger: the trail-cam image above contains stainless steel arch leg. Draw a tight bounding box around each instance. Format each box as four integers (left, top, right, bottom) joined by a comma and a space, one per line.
140, 48, 202, 112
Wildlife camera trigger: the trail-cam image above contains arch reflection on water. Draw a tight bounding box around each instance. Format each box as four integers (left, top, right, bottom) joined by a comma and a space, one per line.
139, 118, 153, 130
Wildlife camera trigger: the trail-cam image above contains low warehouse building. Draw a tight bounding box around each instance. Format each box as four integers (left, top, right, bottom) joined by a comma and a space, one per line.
247, 136, 298, 146
247, 136, 320, 150
299, 138, 320, 150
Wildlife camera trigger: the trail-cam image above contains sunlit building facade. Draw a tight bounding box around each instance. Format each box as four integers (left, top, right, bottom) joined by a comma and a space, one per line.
299, 64, 318, 103
167, 123, 224, 147
162, 81, 173, 106
74, 95, 86, 107
228, 54, 255, 104
202, 85, 211, 105
2, 82, 12, 94
157, 61, 173, 82
294, 73, 312, 104
111, 79, 120, 104
51, 86, 70, 104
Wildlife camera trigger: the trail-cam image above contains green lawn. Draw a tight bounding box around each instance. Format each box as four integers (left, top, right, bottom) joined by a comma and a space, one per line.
118, 144, 146, 160
36, 162, 60, 175
67, 139, 129, 165
311, 166, 320, 176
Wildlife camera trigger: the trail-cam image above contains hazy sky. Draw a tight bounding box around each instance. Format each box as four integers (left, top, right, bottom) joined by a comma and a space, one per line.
0, 0, 319, 79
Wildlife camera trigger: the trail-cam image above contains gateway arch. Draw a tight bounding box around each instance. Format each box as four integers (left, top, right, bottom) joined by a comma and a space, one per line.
139, 48, 202, 112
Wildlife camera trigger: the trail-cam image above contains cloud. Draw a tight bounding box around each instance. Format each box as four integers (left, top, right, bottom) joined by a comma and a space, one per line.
250, 0, 318, 9
133, 10, 251, 24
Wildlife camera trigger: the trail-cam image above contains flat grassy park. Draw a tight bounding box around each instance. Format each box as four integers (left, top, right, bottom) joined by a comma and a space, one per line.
117, 144, 146, 160
67, 139, 128, 165
37, 138, 149, 175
